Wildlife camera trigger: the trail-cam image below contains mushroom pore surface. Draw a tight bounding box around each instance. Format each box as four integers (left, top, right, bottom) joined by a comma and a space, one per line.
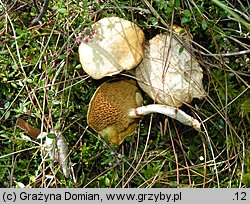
87, 79, 143, 146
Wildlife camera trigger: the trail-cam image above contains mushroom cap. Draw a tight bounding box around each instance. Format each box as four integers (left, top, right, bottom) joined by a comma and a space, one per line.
79, 17, 145, 79
135, 33, 205, 107
87, 79, 143, 146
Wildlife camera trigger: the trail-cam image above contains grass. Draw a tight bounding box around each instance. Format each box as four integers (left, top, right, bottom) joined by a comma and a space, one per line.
0, 0, 249, 188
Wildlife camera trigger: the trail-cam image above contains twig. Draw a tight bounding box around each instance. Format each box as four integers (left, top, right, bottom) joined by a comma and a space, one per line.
104, 6, 151, 14
194, 48, 250, 57
31, 0, 50, 25
33, 0, 40, 14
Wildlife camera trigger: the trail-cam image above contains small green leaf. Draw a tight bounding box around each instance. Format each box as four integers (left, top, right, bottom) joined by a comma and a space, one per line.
58, 8, 67, 14
29, 176, 36, 183
18, 80, 24, 87
179, 46, 185, 54
4, 102, 10, 109
11, 83, 18, 89
59, 54, 66, 59
52, 100, 61, 105
164, 7, 173, 14
105, 177, 110, 186
202, 19, 207, 30
0, 133, 10, 138
4, 111, 10, 120
75, 64, 82, 69
47, 90, 54, 95
20, 133, 32, 141
168, 0, 175, 7
47, 133, 57, 139
148, 17, 158, 26
181, 17, 190, 24
215, 34, 222, 40
23, 78, 32, 84
54, 121, 61, 130
0, 50, 9, 55
15, 181, 25, 188
183, 9, 191, 17
175, 0, 181, 7
27, 78, 33, 83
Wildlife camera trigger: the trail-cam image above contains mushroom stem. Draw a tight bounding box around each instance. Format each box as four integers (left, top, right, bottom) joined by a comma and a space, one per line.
128, 104, 201, 131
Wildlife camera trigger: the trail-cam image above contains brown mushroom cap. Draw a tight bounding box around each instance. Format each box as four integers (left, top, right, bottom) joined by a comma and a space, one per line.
87, 79, 143, 146
79, 17, 145, 79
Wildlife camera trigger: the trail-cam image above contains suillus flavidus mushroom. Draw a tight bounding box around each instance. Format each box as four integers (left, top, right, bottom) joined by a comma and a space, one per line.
135, 33, 206, 107
78, 17, 145, 79
87, 79, 143, 146
87, 79, 201, 146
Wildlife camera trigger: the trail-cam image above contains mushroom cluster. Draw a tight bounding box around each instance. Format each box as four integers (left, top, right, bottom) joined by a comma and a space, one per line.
79, 17, 205, 146
87, 79, 201, 146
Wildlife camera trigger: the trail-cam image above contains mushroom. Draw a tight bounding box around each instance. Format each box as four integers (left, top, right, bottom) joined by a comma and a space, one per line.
87, 79, 201, 146
135, 33, 206, 107
87, 79, 143, 146
78, 17, 145, 79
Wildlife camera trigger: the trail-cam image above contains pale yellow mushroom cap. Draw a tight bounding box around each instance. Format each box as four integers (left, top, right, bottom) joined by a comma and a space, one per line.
79, 17, 145, 79
87, 79, 143, 146
135, 33, 205, 107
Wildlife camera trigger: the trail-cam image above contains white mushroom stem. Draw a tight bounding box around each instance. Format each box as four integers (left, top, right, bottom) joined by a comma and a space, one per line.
128, 104, 201, 131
